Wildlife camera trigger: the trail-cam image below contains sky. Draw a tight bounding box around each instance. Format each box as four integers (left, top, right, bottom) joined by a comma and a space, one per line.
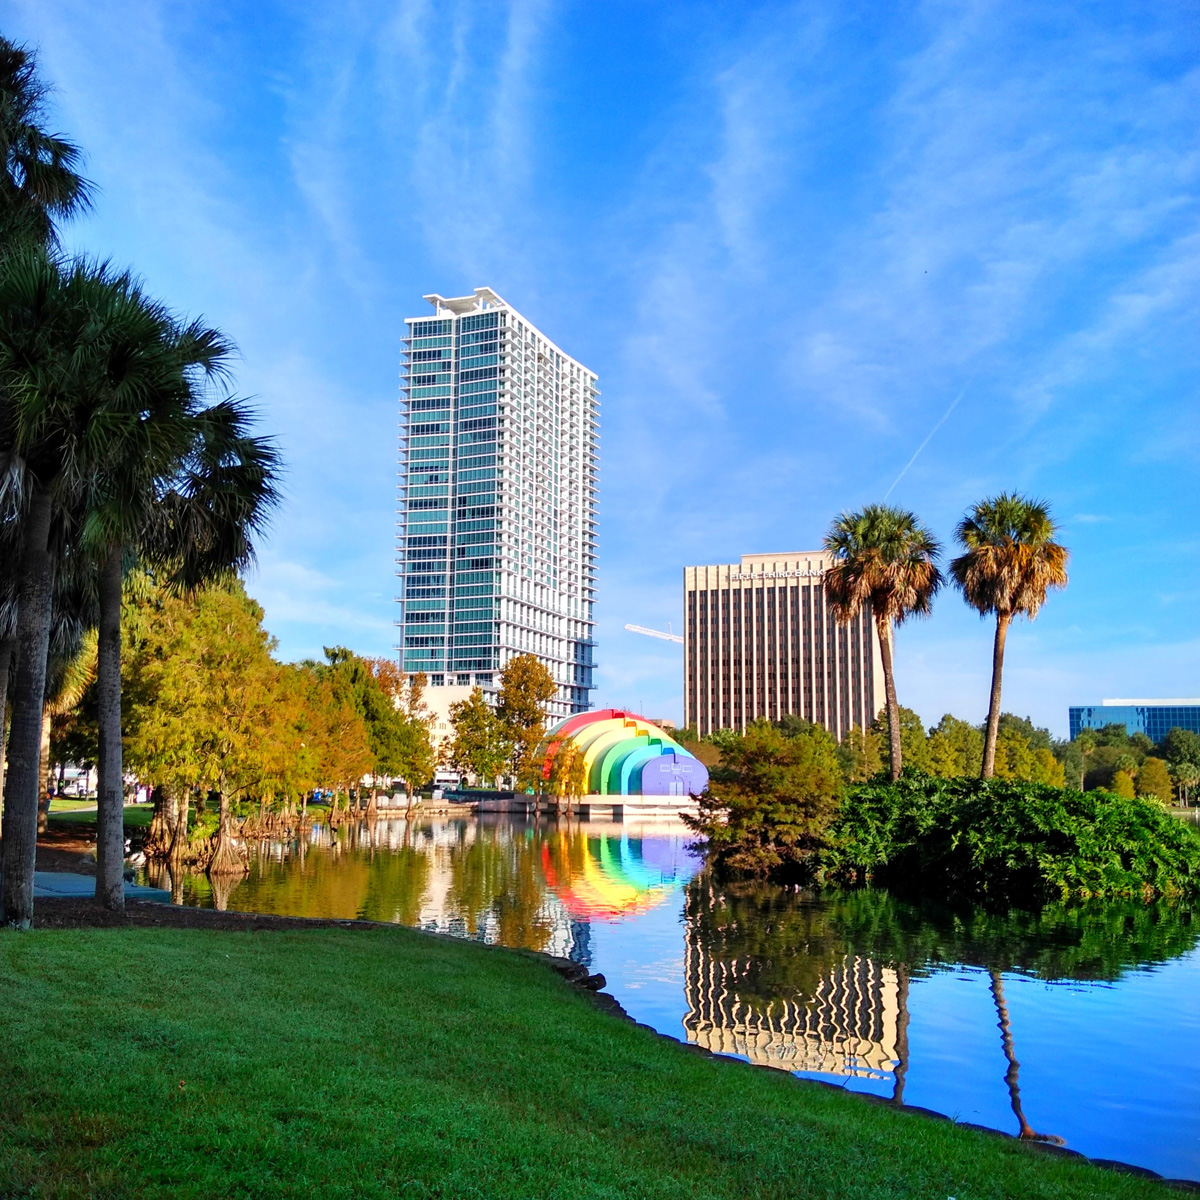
9, 0, 1199, 736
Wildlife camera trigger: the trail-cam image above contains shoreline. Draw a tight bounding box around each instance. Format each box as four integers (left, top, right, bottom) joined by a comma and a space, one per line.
22, 892, 1200, 1194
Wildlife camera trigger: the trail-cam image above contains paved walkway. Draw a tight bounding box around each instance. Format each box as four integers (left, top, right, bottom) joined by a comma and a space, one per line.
33, 871, 171, 902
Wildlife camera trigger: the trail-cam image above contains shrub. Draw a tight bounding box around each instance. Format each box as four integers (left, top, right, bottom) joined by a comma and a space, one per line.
683, 721, 842, 878
824, 772, 1200, 901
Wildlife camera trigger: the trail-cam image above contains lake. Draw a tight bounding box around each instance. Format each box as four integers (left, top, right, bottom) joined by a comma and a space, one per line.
141, 812, 1200, 1181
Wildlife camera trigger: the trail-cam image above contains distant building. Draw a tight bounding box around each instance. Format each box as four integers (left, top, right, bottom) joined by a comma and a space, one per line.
397, 288, 598, 718
683, 553, 884, 739
1069, 700, 1200, 743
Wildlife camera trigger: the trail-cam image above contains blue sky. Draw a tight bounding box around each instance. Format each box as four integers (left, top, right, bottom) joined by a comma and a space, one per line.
10, 0, 1198, 736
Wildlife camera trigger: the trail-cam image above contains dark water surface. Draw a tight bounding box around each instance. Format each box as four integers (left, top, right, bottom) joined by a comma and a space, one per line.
142, 813, 1200, 1181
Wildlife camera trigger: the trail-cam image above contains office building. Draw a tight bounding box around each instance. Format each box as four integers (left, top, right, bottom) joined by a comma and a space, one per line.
398, 288, 598, 718
684, 553, 884, 739
1069, 699, 1200, 743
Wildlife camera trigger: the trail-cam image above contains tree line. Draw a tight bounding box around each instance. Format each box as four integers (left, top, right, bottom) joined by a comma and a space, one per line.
51, 576, 438, 868
0, 39, 282, 924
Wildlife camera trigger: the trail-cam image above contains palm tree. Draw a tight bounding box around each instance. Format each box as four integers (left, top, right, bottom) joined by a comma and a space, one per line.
823, 505, 942, 779
950, 494, 1068, 779
88, 393, 279, 911
0, 248, 237, 925
0, 36, 92, 248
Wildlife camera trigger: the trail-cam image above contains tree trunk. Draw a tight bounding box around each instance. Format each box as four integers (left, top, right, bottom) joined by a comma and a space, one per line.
208, 783, 246, 875
989, 969, 1063, 1144
168, 789, 191, 863
95, 544, 126, 911
36, 707, 51, 832
981, 613, 1011, 780
892, 962, 911, 1105
2, 485, 57, 928
875, 616, 902, 780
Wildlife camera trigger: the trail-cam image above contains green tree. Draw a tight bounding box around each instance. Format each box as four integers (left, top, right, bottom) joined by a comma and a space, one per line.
1111, 770, 1136, 799
1136, 757, 1173, 805
496, 654, 557, 791
123, 580, 280, 874
873, 705, 932, 775
926, 714, 984, 778
447, 688, 510, 787
1174, 762, 1200, 807
684, 720, 843, 878
1161, 728, 1200, 771
823, 505, 942, 780
0, 37, 92, 249
950, 494, 1068, 780
837, 725, 883, 783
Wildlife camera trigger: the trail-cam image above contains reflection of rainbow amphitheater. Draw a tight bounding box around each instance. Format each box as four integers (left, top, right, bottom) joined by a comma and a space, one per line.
534, 710, 709, 810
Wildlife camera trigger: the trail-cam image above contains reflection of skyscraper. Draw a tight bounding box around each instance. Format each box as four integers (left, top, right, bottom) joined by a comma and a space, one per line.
683, 933, 900, 1079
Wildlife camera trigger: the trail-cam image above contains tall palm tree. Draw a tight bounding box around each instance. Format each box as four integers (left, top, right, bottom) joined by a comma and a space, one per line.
823, 505, 942, 780
87, 392, 279, 911
0, 248, 196, 926
950, 494, 1068, 779
0, 36, 91, 248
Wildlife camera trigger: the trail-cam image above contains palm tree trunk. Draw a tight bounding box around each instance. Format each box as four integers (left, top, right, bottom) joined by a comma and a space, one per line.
0, 636, 13, 797
981, 613, 1011, 780
2, 485, 57, 928
95, 545, 126, 910
875, 616, 902, 780
892, 962, 911, 1105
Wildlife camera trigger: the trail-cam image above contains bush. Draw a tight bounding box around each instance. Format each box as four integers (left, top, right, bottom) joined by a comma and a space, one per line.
683, 721, 842, 878
824, 772, 1200, 901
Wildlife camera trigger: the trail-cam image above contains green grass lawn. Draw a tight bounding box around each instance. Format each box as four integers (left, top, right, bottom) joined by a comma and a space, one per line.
46, 797, 97, 813
45, 803, 154, 829
0, 924, 1175, 1200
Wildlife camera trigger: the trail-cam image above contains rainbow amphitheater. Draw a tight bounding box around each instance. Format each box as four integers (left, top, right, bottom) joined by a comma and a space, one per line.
535, 709, 710, 809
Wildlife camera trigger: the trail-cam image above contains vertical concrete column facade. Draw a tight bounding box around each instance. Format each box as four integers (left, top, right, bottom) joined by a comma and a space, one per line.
683, 553, 884, 740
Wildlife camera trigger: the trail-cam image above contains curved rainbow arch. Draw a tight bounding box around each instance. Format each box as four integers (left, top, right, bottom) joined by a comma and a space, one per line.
539, 709, 709, 797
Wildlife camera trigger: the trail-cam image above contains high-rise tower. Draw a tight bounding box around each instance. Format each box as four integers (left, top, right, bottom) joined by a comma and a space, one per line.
398, 288, 598, 718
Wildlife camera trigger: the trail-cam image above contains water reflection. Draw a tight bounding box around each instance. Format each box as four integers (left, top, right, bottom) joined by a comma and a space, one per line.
144, 815, 696, 962
142, 815, 1200, 1177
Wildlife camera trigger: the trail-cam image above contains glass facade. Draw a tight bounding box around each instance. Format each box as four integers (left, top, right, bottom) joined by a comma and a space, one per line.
1069, 704, 1200, 743
397, 290, 597, 717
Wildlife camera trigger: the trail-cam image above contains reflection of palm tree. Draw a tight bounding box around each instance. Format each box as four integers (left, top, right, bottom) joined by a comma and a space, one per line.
989, 971, 1065, 1144
892, 963, 910, 1104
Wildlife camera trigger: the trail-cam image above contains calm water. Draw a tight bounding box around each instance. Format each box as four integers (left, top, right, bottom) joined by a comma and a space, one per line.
141, 814, 1200, 1181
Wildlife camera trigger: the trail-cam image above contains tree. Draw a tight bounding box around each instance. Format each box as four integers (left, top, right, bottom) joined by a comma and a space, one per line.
837, 725, 883, 783
684, 721, 843, 878
823, 505, 942, 780
86, 294, 279, 910
1111, 770, 1136, 799
1136, 757, 1173, 805
0, 251, 135, 927
446, 688, 510, 787
1161, 727, 1200, 772
873, 705, 932, 775
496, 654, 557, 791
122, 580, 280, 874
950, 494, 1068, 780
1174, 762, 1200, 807
926, 714, 984, 778
0, 37, 92, 249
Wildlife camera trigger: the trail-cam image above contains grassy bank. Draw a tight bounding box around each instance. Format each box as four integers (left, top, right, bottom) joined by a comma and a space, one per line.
0, 921, 1175, 1200
45, 803, 154, 829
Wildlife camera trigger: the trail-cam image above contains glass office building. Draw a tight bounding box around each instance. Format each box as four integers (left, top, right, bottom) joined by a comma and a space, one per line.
1069, 700, 1200, 743
397, 288, 598, 718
